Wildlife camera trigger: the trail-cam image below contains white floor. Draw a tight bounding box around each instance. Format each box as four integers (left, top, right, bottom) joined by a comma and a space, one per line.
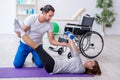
0, 34, 120, 80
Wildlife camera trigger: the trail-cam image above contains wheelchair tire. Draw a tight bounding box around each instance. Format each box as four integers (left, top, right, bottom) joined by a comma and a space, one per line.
67, 52, 72, 59
79, 31, 104, 58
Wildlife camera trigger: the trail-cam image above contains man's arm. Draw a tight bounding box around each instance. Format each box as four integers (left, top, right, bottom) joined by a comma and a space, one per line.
47, 32, 69, 47
14, 19, 30, 38
22, 25, 30, 32
16, 25, 29, 38
21, 32, 78, 54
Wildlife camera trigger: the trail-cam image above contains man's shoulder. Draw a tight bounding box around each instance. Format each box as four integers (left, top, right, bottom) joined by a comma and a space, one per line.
24, 14, 38, 25
28, 14, 38, 21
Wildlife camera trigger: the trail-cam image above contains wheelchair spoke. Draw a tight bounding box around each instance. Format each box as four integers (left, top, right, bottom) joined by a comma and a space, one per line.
79, 31, 104, 58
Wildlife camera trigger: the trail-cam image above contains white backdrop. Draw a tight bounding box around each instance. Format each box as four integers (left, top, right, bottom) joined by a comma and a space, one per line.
0, 0, 16, 34
0, 0, 120, 35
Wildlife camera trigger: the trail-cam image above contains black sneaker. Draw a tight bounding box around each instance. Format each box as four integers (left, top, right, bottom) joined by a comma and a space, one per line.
32, 57, 34, 63
67, 52, 72, 59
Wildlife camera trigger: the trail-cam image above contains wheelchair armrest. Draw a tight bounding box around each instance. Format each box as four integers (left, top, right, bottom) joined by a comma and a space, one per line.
66, 23, 90, 27
66, 23, 79, 26
78, 25, 89, 27
81, 26, 91, 30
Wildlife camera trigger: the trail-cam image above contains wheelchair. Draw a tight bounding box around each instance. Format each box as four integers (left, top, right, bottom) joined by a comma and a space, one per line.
49, 14, 104, 59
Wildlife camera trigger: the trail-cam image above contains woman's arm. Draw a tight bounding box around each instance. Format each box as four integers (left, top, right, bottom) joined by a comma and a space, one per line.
69, 40, 79, 54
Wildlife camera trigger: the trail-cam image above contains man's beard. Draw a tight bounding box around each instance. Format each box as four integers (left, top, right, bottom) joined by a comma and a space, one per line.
45, 19, 50, 22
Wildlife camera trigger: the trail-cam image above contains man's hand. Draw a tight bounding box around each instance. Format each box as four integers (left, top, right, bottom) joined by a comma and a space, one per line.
14, 18, 29, 38
61, 42, 69, 47
16, 31, 21, 38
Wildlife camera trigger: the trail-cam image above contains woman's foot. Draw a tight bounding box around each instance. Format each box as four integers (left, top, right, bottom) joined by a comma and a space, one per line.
14, 18, 21, 32
14, 18, 25, 37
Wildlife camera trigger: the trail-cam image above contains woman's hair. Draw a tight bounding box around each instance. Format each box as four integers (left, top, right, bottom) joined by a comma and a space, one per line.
84, 60, 101, 75
40, 4, 55, 13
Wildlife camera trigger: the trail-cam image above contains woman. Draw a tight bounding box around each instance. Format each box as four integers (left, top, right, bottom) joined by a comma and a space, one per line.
21, 31, 101, 75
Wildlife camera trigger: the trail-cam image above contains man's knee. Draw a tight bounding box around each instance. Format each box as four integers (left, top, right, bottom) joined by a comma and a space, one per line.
32, 55, 43, 68
34, 58, 43, 68
35, 62, 43, 68
13, 61, 23, 68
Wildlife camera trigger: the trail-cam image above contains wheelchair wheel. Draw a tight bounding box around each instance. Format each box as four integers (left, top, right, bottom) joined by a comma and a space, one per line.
67, 52, 72, 59
79, 31, 104, 58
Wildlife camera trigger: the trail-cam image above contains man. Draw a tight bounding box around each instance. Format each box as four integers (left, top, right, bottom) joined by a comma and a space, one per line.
13, 4, 69, 68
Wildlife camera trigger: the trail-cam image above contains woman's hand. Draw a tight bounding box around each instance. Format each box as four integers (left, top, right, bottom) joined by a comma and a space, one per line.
68, 39, 74, 46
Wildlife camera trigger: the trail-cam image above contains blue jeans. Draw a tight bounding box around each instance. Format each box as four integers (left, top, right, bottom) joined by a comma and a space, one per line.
13, 41, 43, 68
